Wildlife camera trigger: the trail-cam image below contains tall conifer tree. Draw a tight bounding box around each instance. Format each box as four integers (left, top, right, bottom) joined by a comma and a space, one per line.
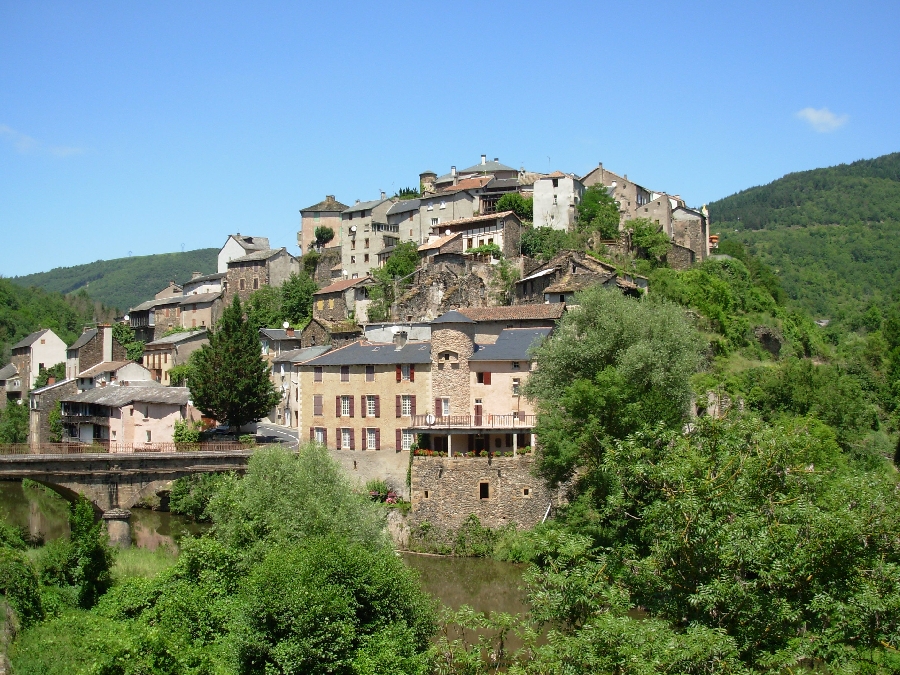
189, 296, 280, 430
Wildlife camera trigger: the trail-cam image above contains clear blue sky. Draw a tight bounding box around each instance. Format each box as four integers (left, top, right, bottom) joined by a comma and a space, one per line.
2, 0, 898, 276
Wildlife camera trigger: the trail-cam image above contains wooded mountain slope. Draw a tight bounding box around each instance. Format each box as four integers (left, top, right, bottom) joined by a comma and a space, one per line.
709, 152, 900, 320
11, 248, 218, 313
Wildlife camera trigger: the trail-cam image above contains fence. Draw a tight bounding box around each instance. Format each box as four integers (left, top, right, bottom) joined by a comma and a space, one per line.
0, 441, 253, 456
409, 414, 537, 430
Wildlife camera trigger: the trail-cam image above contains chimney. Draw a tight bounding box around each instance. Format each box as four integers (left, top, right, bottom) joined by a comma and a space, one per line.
494, 157, 498, 162
393, 330, 408, 350
356, 199, 361, 204
380, 190, 386, 200
191, 271, 202, 279
480, 154, 486, 165
100, 324, 113, 362
451, 165, 457, 186
286, 326, 295, 337
47, 376, 56, 386
326, 194, 335, 204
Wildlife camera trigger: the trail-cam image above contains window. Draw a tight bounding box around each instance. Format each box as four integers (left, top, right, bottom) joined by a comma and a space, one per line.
314, 366, 323, 382
523, 487, 531, 497
364, 238, 369, 248
341, 365, 350, 382
441, 398, 450, 416
341, 428, 351, 449
364, 254, 369, 263
350, 240, 356, 250
512, 361, 520, 370
401, 364, 411, 381
365, 365, 375, 381
341, 395, 351, 416
401, 429, 414, 451
431, 217, 439, 227
559, 295, 565, 303
512, 378, 521, 396
261, 340, 269, 355
401, 395, 412, 417
552, 178, 559, 188
350, 255, 356, 264
424, 490, 430, 499
146, 430, 152, 443
476, 371, 491, 385
239, 278, 245, 290
316, 300, 324, 310
315, 427, 325, 444
367, 395, 376, 417
553, 194, 558, 205
367, 428, 377, 450
479, 482, 490, 500
253, 277, 259, 290
313, 395, 323, 416
439, 201, 446, 210
328, 298, 334, 309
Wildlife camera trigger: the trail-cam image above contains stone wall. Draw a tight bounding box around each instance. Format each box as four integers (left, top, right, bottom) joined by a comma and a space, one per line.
313, 247, 342, 285
313, 292, 349, 322
29, 379, 77, 444
301, 320, 330, 348
430, 326, 475, 416
76, 330, 127, 374
329, 445, 410, 499
666, 243, 695, 270
409, 454, 561, 530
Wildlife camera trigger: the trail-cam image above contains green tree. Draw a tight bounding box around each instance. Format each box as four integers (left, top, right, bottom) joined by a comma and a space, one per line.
314, 226, 335, 248
188, 296, 281, 431
280, 271, 318, 326
495, 193, 534, 221
524, 286, 704, 485
628, 217, 670, 264
112, 322, 145, 361
0, 401, 29, 443
576, 184, 620, 239
367, 241, 421, 322
48, 401, 63, 442
245, 285, 283, 331
521, 225, 573, 261
395, 186, 420, 200
172, 419, 201, 444
34, 363, 66, 388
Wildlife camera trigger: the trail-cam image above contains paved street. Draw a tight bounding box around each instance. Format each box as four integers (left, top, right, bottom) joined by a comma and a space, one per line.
257, 423, 299, 448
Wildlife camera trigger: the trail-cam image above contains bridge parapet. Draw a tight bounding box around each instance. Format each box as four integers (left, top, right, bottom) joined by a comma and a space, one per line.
0, 442, 252, 455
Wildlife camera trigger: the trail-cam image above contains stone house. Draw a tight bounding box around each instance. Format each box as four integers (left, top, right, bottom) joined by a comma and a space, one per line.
429, 211, 524, 260
28, 378, 77, 444
179, 292, 222, 330
270, 345, 331, 428
340, 195, 396, 279
182, 271, 225, 296
672, 206, 709, 262
533, 171, 585, 231
300, 318, 363, 349
60, 385, 199, 445
456, 304, 565, 342
9, 329, 67, 394
143, 330, 208, 384
312, 277, 375, 323
580, 163, 653, 226
223, 248, 299, 304
127, 299, 163, 343
65, 325, 128, 381
432, 156, 519, 191
0, 363, 21, 408
75, 361, 153, 392
218, 234, 270, 273
299, 195, 348, 255
148, 296, 183, 340
515, 251, 647, 304
418, 188, 479, 238
298, 339, 432, 455
386, 199, 425, 246
259, 327, 302, 365
417, 232, 463, 265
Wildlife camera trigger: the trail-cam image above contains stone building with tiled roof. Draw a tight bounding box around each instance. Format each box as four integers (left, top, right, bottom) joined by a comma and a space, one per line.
223, 248, 299, 305
299, 195, 349, 254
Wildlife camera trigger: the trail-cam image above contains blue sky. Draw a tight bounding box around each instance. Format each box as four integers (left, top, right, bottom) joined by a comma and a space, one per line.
2, 0, 898, 276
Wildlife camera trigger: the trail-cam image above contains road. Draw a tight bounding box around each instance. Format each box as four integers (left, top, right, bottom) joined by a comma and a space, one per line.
257, 423, 299, 448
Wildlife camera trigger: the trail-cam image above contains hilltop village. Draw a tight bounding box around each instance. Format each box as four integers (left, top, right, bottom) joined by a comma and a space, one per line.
1, 157, 714, 533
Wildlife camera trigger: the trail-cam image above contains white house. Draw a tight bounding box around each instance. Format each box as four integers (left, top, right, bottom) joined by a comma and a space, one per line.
533, 171, 584, 231
218, 234, 270, 273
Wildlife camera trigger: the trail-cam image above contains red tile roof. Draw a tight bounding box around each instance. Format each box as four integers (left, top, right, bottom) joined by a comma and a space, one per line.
314, 277, 370, 295
459, 304, 565, 322
435, 176, 493, 194
436, 211, 518, 230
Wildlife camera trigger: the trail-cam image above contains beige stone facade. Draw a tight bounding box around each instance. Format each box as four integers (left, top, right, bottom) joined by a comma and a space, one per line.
299, 195, 348, 254
223, 248, 299, 305
430, 325, 476, 420
143, 330, 208, 384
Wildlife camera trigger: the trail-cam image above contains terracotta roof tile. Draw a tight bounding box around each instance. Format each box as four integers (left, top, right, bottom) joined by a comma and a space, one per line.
314, 277, 370, 295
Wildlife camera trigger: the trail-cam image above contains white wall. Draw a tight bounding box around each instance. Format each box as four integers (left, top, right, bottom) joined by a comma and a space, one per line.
533, 176, 583, 231
218, 237, 247, 273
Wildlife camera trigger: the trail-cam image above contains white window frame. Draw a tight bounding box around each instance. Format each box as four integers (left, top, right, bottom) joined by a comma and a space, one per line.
367, 395, 376, 417
441, 398, 450, 416
315, 427, 325, 444
512, 378, 521, 396
401, 364, 411, 381
401, 429, 414, 451
341, 395, 351, 417
367, 428, 377, 450
401, 394, 412, 417
341, 428, 351, 449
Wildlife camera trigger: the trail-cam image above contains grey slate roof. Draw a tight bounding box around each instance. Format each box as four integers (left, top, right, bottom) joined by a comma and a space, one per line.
273, 346, 331, 364
386, 199, 421, 216
145, 330, 207, 347
301, 341, 432, 366
343, 198, 389, 214
64, 385, 190, 407
185, 272, 225, 284
470, 328, 552, 362
259, 328, 302, 342
460, 159, 516, 174
178, 292, 222, 305
0, 363, 18, 380
11, 329, 51, 350
130, 299, 164, 312
69, 329, 98, 350
231, 235, 270, 251
301, 197, 349, 213
228, 248, 289, 264
78, 361, 133, 378
431, 310, 476, 324
30, 378, 74, 395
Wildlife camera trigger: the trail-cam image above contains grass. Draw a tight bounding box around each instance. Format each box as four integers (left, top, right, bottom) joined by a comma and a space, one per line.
112, 546, 178, 582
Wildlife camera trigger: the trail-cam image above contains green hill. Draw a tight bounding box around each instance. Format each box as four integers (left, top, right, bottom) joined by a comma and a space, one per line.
709, 152, 900, 321
11, 248, 219, 313
0, 279, 117, 365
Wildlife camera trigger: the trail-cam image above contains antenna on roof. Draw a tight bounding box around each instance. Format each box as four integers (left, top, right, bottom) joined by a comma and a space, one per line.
282, 321, 290, 329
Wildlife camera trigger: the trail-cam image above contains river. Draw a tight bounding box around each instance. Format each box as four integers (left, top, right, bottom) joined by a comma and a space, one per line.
0, 479, 529, 616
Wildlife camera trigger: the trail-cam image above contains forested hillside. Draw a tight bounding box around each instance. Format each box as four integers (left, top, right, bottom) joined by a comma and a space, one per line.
11, 248, 218, 313
709, 152, 900, 321
0, 279, 117, 365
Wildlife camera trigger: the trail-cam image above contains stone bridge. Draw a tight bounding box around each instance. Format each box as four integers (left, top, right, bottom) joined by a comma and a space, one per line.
0, 451, 255, 546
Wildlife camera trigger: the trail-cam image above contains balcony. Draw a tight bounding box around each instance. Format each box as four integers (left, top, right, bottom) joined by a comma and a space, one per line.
409, 413, 536, 431
61, 414, 110, 427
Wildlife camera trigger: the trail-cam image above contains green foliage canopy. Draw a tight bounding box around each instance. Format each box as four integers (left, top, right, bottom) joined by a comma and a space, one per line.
280, 271, 317, 326
188, 296, 281, 430
34, 363, 65, 388
0, 401, 29, 444
495, 193, 534, 221
314, 225, 335, 248
576, 184, 620, 239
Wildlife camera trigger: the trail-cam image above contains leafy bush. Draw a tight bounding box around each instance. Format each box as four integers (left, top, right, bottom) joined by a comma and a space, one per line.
0, 547, 43, 627
168, 472, 229, 522
172, 419, 201, 444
